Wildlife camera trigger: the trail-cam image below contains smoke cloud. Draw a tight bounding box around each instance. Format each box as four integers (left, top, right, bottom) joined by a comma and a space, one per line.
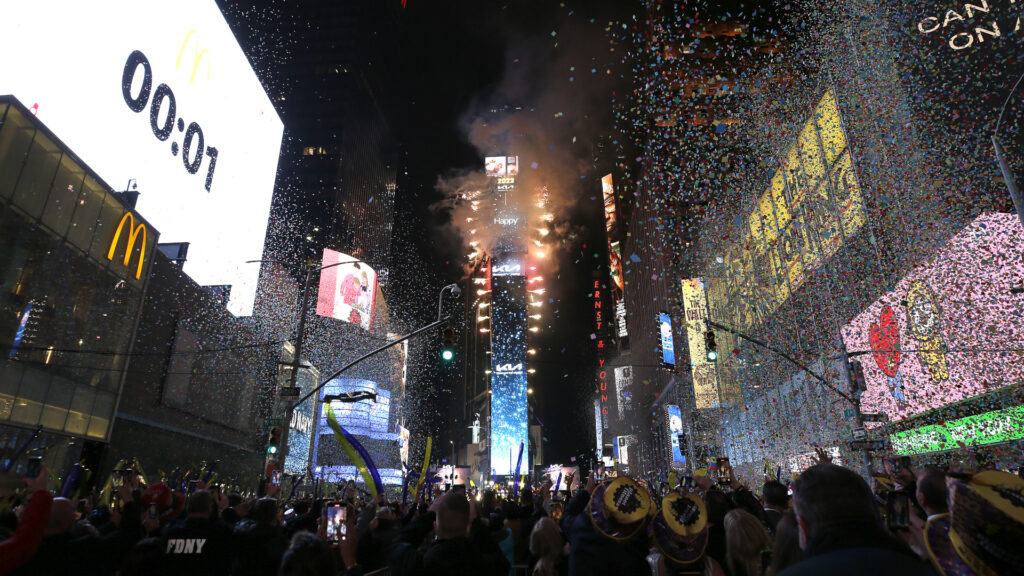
433, 11, 629, 276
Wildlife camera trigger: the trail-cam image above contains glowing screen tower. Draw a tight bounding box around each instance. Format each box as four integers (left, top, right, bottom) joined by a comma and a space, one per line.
486, 156, 529, 476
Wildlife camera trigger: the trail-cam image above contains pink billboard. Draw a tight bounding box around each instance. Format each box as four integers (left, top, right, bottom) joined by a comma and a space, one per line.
840, 213, 1024, 423
315, 249, 377, 331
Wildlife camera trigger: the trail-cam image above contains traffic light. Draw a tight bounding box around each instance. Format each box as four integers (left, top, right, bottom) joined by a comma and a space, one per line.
704, 330, 718, 362
267, 426, 282, 455
848, 359, 866, 393
441, 328, 456, 361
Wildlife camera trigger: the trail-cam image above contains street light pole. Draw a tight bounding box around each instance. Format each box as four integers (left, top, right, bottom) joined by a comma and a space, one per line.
248, 257, 371, 468
992, 70, 1024, 229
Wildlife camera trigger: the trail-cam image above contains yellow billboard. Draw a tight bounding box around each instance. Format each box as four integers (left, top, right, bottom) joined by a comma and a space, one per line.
681, 278, 720, 409
709, 88, 866, 332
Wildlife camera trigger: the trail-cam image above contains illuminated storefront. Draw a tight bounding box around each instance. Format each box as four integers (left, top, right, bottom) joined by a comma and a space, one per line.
0, 97, 157, 473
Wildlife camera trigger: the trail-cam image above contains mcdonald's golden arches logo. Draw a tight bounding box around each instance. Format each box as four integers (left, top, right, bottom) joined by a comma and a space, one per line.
107, 212, 147, 280
176, 29, 211, 84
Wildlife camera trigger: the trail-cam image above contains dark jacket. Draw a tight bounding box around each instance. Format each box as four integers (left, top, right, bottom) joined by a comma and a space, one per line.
763, 508, 783, 534
161, 516, 235, 576
11, 499, 143, 576
232, 519, 289, 576
560, 489, 649, 576
778, 547, 937, 576
779, 524, 936, 576
389, 510, 510, 576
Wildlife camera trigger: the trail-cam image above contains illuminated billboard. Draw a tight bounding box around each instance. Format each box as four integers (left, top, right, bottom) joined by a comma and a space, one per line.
890, 406, 1024, 456
0, 1, 283, 316
315, 249, 378, 331
319, 378, 391, 437
285, 398, 314, 474
614, 366, 633, 420
681, 278, 720, 409
485, 156, 519, 177
659, 313, 676, 367
885, 0, 1024, 199
614, 435, 637, 466
707, 89, 866, 332
601, 175, 628, 343
840, 212, 1024, 423
667, 405, 686, 466
490, 276, 529, 476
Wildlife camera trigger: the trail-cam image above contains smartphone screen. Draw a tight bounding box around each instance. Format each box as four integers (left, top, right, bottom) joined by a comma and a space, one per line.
26, 457, 42, 479
148, 502, 159, 520
887, 492, 911, 531
112, 470, 124, 488
717, 458, 732, 484
326, 503, 346, 542
272, 470, 282, 485
551, 502, 564, 522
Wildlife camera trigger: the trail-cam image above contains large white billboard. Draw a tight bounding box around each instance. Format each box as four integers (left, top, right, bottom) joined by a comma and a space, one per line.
0, 1, 283, 316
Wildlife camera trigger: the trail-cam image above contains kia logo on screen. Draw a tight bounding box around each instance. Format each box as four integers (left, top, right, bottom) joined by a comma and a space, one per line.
494, 363, 524, 374
122, 49, 220, 192
493, 264, 522, 275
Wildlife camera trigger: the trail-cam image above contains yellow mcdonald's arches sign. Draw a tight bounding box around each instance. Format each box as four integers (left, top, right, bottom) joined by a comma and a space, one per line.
176, 29, 211, 84
107, 212, 147, 279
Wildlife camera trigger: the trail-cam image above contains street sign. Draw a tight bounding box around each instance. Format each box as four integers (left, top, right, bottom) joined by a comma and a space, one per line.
279, 387, 300, 398
264, 417, 282, 427
861, 413, 889, 423
852, 427, 867, 440
849, 439, 887, 452
844, 408, 855, 418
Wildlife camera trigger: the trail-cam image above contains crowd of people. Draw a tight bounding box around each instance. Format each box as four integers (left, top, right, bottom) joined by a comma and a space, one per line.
1, 452, 1022, 576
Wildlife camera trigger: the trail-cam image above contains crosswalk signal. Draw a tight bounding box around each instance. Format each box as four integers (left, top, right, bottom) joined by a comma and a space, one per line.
441, 328, 456, 361
705, 330, 718, 362
267, 426, 281, 455
848, 359, 866, 393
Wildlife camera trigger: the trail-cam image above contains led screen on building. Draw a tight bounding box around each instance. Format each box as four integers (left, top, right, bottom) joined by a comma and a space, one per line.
890, 405, 1024, 456
490, 276, 529, 476
884, 0, 1024, 197
285, 397, 314, 475
840, 212, 1024, 423
315, 249, 378, 331
485, 156, 519, 177
0, 0, 283, 316
659, 313, 676, 367
707, 89, 866, 332
614, 366, 633, 420
314, 378, 401, 485
681, 278, 720, 409
318, 379, 391, 437
667, 405, 686, 466
601, 174, 629, 344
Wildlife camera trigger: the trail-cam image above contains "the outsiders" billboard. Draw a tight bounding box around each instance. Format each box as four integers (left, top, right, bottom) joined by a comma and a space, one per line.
316, 249, 378, 331
0, 1, 283, 316
841, 213, 1024, 424
681, 278, 720, 409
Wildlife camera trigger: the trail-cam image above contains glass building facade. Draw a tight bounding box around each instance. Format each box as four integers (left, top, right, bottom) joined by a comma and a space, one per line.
0, 96, 157, 466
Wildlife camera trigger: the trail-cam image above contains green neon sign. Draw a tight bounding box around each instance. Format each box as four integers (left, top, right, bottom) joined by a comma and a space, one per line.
890, 405, 1024, 456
